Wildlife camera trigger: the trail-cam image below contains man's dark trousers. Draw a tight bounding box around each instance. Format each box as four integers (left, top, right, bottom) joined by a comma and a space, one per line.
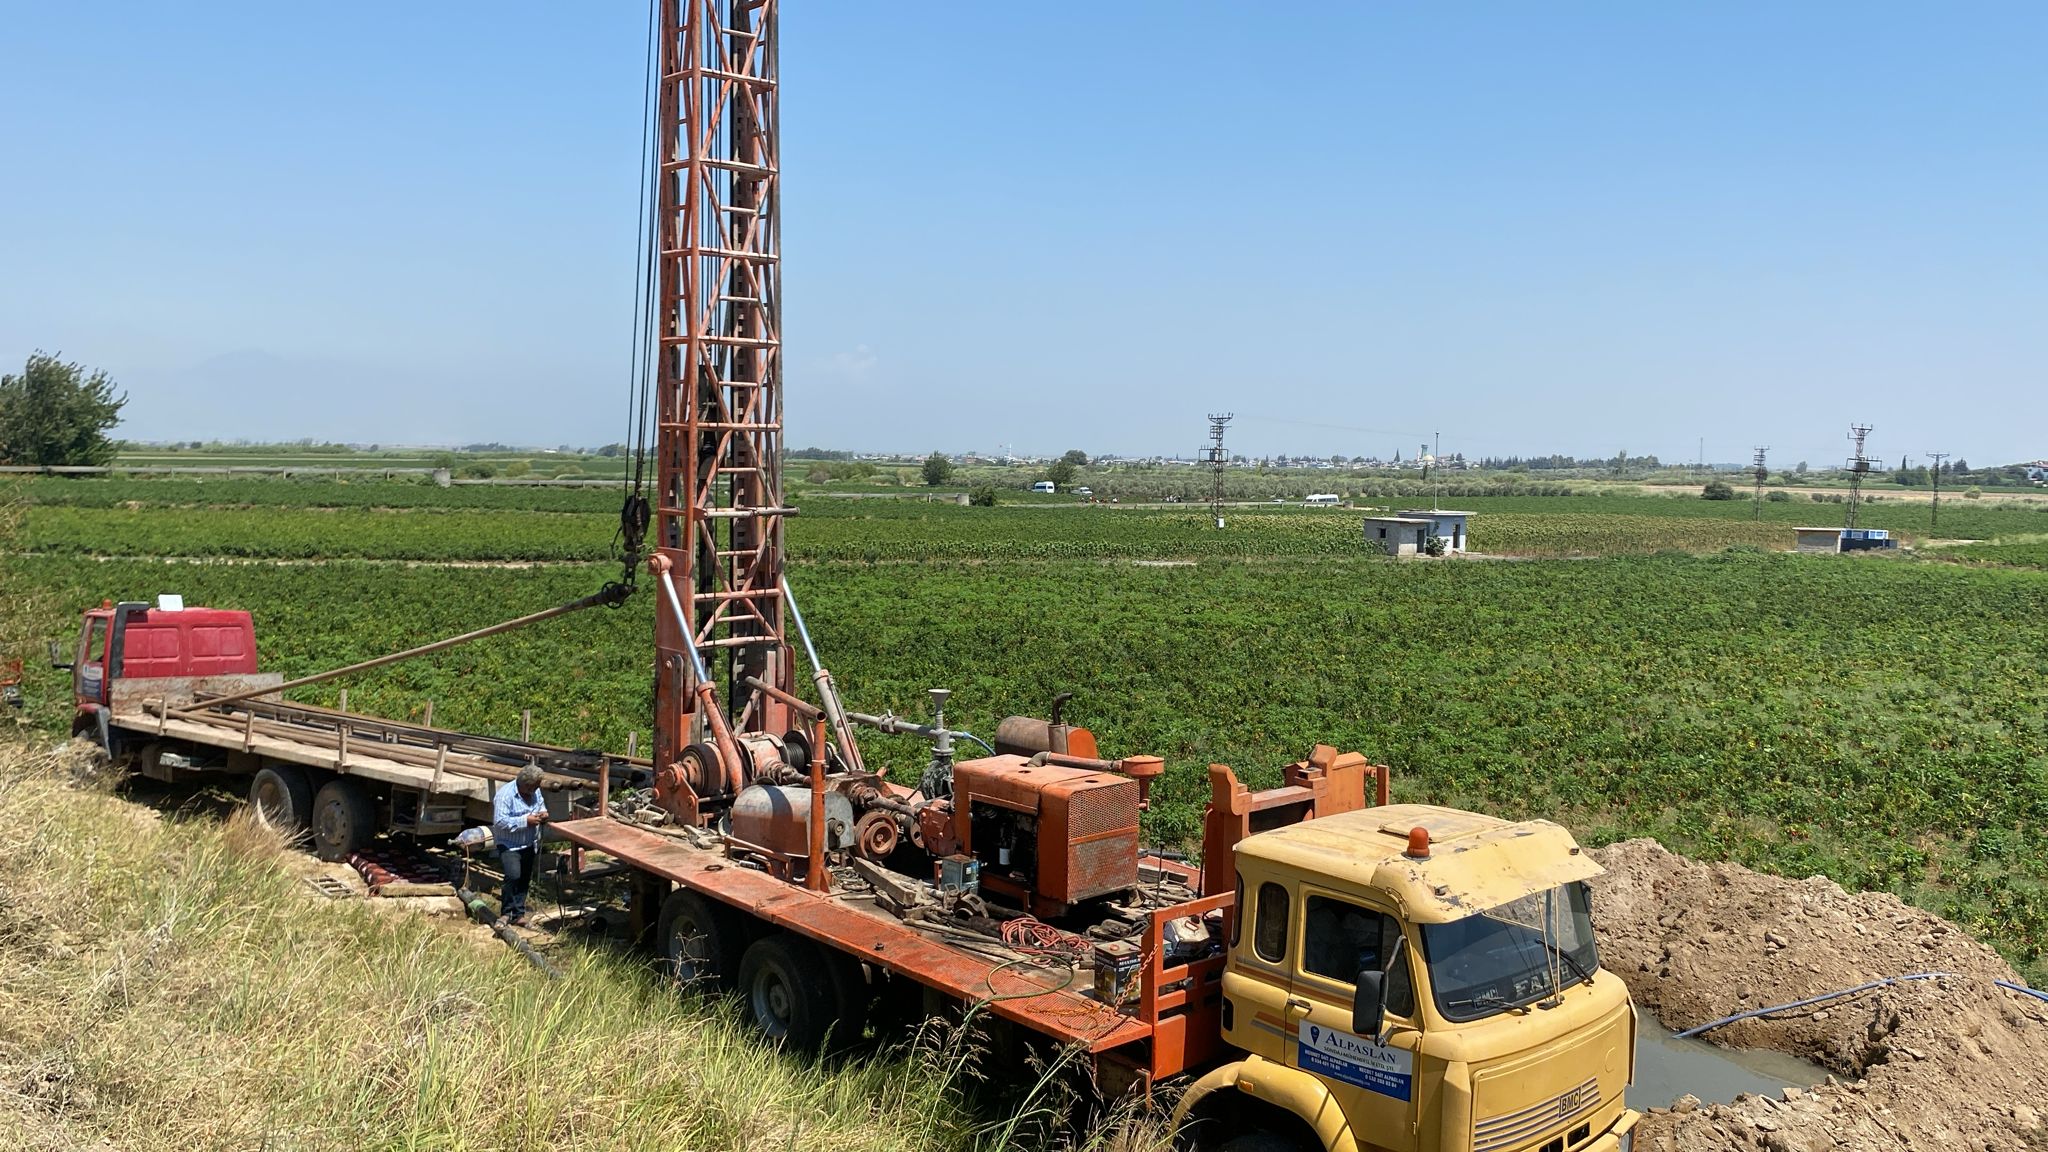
500, 845, 538, 921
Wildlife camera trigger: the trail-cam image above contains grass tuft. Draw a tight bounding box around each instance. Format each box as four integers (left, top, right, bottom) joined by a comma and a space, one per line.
0, 741, 1170, 1151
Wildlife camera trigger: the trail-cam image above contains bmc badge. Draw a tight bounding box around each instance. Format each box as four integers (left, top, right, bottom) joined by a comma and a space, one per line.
1298, 1022, 1414, 1102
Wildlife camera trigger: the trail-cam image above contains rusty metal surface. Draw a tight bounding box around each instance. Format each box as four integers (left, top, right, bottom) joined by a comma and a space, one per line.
652, 0, 795, 782
553, 816, 1151, 1053
952, 757, 1140, 909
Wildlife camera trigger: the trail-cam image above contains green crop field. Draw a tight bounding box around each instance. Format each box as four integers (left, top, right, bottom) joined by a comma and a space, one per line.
5, 475, 2046, 981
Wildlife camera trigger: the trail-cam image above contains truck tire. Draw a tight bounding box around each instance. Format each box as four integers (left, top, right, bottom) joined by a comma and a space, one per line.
737, 933, 846, 1051
310, 778, 375, 862
657, 889, 744, 989
249, 765, 313, 831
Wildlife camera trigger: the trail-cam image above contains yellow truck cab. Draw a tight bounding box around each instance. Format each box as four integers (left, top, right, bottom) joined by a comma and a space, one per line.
1179, 803, 1640, 1152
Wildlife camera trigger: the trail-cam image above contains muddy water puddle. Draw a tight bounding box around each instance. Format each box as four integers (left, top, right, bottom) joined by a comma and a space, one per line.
1627, 1008, 1829, 1111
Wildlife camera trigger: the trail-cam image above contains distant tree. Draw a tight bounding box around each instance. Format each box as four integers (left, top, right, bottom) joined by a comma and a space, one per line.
460, 461, 497, 480
1766, 489, 1792, 502
968, 483, 998, 507
1046, 458, 1078, 489
596, 443, 627, 457
1059, 449, 1089, 468
1964, 486, 1982, 499
805, 463, 833, 484
1795, 461, 1808, 474
921, 452, 954, 486
0, 352, 126, 466
1702, 480, 1737, 500
503, 459, 532, 479
430, 451, 456, 471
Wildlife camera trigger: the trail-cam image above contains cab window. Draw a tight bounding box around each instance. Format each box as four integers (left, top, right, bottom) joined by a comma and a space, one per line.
1302, 894, 1414, 1016
1231, 875, 1244, 947
1253, 882, 1289, 963
77, 618, 109, 697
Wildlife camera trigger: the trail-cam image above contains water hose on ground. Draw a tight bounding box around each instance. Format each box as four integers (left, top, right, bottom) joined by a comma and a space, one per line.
1675, 971, 2048, 1038
457, 886, 564, 979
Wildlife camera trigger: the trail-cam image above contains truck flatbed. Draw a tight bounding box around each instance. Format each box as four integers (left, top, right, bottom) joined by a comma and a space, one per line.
107, 683, 639, 812
552, 815, 1193, 1054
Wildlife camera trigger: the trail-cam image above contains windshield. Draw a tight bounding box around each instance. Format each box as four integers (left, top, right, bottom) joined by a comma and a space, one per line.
1420, 881, 1599, 1022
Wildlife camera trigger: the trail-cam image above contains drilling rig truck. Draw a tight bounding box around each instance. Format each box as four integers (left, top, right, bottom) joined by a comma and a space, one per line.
60, 3, 1642, 1149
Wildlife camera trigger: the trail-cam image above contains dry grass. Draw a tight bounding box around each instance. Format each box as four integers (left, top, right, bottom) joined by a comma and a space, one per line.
0, 740, 1171, 1152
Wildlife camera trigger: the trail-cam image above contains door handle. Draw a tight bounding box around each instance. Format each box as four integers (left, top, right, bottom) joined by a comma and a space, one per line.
1284, 996, 1312, 1017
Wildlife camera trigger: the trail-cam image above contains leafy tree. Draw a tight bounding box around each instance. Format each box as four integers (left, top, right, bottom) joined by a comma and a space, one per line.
1059, 449, 1089, 468
0, 352, 127, 466
805, 463, 833, 484
921, 452, 954, 486
1795, 461, 1808, 474
1766, 489, 1792, 502
1701, 480, 1737, 500
967, 483, 998, 507
596, 442, 627, 457
1965, 486, 1983, 499
503, 459, 531, 479
1045, 458, 1078, 489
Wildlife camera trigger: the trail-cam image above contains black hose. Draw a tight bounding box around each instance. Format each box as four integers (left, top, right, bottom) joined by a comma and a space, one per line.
457, 886, 564, 979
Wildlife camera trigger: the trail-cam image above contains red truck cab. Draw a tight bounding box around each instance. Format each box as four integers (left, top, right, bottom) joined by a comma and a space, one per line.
64, 600, 259, 744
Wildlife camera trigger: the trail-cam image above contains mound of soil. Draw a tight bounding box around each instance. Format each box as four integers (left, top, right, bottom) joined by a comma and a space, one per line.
1590, 839, 2048, 1150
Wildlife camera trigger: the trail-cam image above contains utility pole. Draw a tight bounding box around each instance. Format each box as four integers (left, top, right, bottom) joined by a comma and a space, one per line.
1927, 451, 1950, 531
1433, 430, 1442, 511
1751, 446, 1769, 521
1844, 424, 1874, 530
1204, 414, 1233, 528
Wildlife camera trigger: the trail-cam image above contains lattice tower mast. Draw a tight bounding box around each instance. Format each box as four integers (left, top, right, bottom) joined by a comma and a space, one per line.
652, 0, 792, 791
1751, 446, 1769, 521
1204, 414, 1233, 527
1844, 424, 1873, 529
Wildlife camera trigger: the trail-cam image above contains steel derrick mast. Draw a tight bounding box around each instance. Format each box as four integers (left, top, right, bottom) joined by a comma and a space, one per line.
651, 0, 791, 820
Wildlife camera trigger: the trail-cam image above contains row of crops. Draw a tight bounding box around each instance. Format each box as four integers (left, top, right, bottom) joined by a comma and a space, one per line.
8, 501, 1919, 562
9, 551, 2047, 979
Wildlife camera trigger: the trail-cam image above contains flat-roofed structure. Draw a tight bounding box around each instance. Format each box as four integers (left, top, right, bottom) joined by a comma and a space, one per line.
1396, 509, 1473, 553
1364, 516, 1434, 556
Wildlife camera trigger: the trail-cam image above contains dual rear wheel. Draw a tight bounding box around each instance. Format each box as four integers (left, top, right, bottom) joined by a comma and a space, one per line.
248, 765, 373, 862
657, 888, 869, 1051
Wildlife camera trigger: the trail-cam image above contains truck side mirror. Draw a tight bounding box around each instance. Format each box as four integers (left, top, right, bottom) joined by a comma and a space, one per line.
48, 641, 73, 671
1352, 969, 1386, 1038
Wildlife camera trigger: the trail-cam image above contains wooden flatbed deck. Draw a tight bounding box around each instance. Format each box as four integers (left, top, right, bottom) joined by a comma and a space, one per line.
552, 816, 1155, 1053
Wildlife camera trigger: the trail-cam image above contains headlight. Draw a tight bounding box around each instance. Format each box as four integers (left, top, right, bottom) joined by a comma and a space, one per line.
1615, 1128, 1633, 1152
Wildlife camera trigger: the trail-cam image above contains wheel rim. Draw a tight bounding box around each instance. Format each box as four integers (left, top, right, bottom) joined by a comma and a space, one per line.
314, 799, 347, 849
252, 777, 288, 825
750, 966, 793, 1038
667, 918, 710, 983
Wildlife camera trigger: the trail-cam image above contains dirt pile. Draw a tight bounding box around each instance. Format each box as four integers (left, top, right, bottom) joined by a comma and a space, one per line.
1590, 839, 2048, 1151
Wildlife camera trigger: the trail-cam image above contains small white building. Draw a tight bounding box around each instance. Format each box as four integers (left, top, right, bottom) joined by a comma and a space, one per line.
1364, 516, 1435, 556
1792, 527, 1844, 553
1396, 509, 1473, 553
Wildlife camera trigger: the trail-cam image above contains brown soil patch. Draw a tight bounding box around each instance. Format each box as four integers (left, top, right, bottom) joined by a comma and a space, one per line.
1590, 839, 2048, 1150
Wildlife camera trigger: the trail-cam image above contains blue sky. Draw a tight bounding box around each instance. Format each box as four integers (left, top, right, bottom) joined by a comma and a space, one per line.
3, 3, 2043, 466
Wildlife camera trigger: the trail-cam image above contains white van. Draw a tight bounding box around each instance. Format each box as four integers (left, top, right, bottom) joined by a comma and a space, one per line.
1304, 493, 1341, 506
1031, 481, 1057, 493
